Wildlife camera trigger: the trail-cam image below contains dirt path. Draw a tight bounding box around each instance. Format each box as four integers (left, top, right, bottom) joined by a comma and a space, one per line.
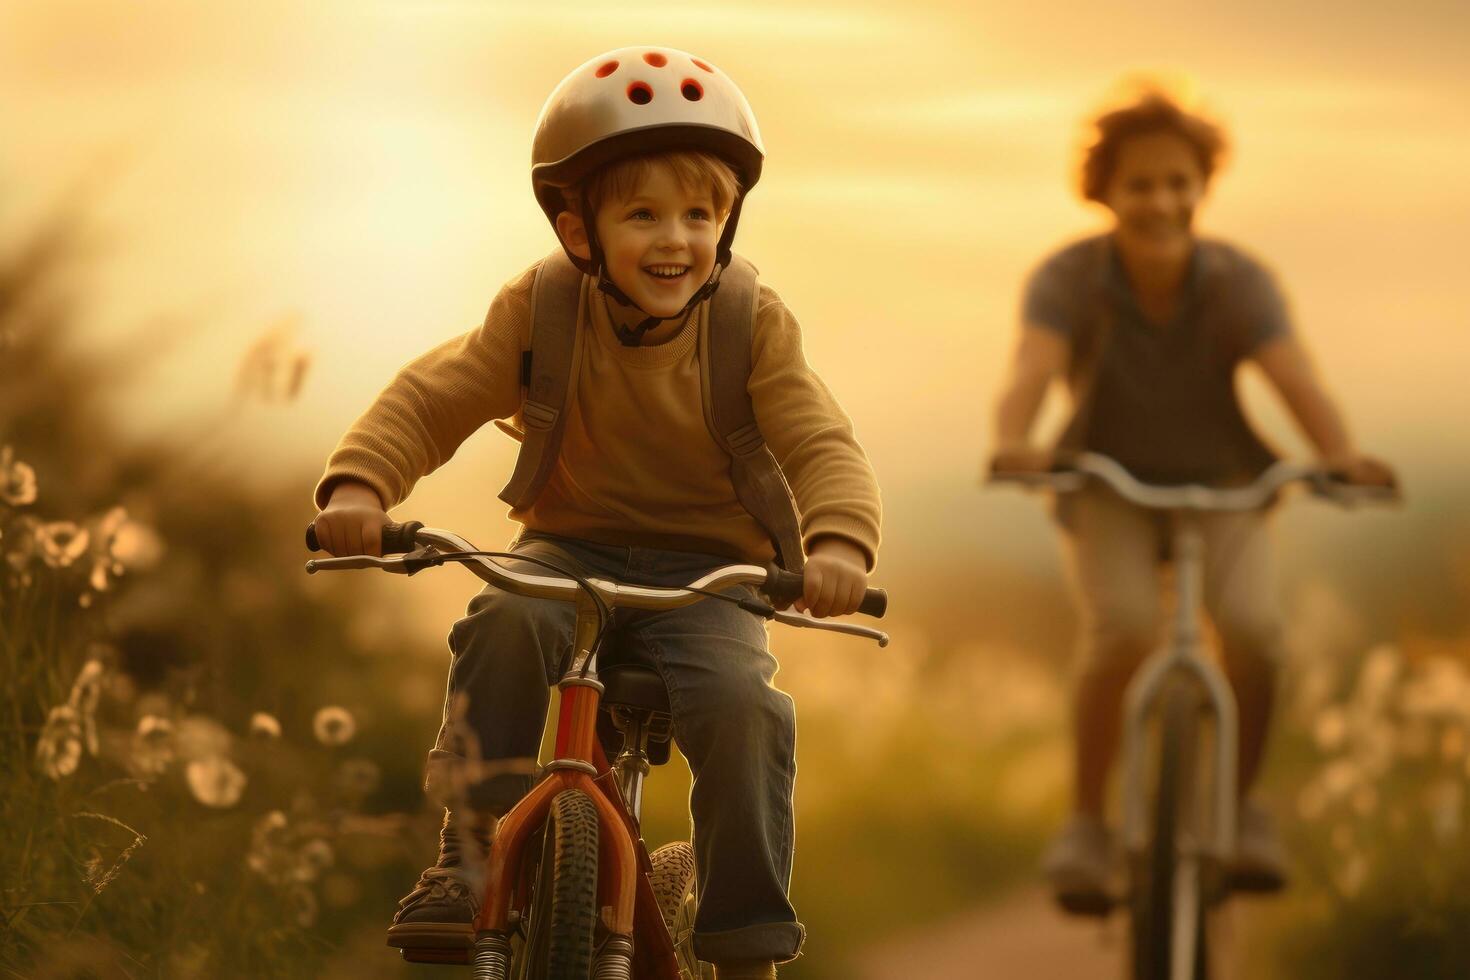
856, 886, 1267, 980
855, 887, 1123, 980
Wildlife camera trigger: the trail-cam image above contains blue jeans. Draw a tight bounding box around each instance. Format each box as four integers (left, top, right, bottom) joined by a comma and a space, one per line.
424, 531, 804, 963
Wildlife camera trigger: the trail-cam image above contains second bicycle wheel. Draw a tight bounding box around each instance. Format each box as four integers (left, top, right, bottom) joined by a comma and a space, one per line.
1131, 682, 1209, 980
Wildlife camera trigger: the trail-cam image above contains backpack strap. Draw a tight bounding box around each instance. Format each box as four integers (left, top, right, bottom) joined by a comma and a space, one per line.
701, 256, 806, 571
497, 252, 584, 510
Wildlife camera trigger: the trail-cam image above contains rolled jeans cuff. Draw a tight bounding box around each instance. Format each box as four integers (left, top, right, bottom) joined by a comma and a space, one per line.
693, 921, 805, 964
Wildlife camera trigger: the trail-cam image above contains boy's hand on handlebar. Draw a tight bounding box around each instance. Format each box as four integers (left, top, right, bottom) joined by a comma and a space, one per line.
798, 536, 869, 618
312, 481, 391, 557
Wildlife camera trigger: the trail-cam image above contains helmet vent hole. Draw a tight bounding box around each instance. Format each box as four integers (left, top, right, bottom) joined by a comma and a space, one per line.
680, 80, 703, 101
627, 82, 653, 105
692, 58, 714, 73
595, 60, 619, 78
643, 52, 667, 68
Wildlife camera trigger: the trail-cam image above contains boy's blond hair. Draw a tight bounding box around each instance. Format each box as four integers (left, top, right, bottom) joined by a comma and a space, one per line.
567, 150, 742, 220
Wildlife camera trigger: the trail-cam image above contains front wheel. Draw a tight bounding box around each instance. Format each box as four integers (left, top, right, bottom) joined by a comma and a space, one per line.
649, 842, 712, 980
509, 789, 601, 980
1131, 683, 1209, 980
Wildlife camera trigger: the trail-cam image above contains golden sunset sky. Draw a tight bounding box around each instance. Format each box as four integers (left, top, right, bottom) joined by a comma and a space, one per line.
3, 0, 1467, 593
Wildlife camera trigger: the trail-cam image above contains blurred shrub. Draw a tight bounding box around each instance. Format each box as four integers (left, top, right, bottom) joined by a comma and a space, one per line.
1262, 632, 1470, 979
0, 214, 435, 978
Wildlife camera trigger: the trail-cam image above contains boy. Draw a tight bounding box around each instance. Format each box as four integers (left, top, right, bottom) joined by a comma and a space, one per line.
311, 47, 881, 979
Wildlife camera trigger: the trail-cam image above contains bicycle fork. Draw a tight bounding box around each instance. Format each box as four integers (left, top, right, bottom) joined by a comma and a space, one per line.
471, 594, 640, 980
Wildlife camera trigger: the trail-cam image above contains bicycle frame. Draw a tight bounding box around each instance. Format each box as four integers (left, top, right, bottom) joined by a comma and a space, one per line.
1118, 514, 1238, 876
305, 525, 889, 979
473, 589, 682, 980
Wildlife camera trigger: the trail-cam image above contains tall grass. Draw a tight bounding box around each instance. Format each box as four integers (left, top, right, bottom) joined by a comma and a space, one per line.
0, 215, 433, 978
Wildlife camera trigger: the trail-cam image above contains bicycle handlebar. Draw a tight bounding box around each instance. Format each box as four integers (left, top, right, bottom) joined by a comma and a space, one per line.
989, 452, 1401, 512
305, 523, 887, 621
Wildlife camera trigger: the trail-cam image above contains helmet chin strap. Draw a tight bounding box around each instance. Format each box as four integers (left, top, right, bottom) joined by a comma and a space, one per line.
597, 265, 723, 346
583, 207, 723, 347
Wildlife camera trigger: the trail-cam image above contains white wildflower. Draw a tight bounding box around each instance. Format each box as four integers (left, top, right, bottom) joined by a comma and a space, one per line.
0, 446, 37, 506
36, 704, 83, 779
35, 521, 89, 568
313, 706, 356, 746
185, 756, 247, 808
249, 712, 282, 739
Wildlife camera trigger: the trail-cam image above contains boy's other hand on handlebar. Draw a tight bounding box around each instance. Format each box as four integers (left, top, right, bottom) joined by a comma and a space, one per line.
797, 536, 869, 618
312, 481, 391, 556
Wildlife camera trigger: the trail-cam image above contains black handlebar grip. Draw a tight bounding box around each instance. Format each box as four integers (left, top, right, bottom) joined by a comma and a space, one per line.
858, 588, 888, 619
763, 565, 888, 619
304, 520, 423, 555
380, 521, 424, 555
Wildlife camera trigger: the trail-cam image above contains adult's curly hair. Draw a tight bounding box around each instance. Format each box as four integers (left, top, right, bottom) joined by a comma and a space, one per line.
1081, 92, 1228, 202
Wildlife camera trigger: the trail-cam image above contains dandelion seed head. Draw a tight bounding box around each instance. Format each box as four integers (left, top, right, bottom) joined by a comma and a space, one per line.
0, 446, 38, 507
36, 704, 84, 779
334, 757, 381, 802
249, 711, 282, 739
313, 706, 356, 746
185, 756, 247, 808
296, 839, 335, 881
36, 521, 90, 568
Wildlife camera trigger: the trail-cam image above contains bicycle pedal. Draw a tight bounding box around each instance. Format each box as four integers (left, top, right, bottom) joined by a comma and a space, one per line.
400, 947, 471, 965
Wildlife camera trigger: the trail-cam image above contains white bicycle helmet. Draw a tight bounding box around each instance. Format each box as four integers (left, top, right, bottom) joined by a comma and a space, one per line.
531, 46, 764, 282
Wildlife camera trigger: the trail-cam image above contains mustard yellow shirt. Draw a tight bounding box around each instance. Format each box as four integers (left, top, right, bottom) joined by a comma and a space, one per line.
315, 259, 881, 566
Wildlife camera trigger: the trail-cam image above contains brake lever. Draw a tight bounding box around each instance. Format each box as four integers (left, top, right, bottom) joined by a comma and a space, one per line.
305, 545, 443, 576
771, 610, 890, 648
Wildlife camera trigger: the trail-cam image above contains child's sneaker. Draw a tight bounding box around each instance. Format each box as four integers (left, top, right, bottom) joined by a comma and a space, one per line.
1041, 813, 1115, 914
386, 809, 494, 951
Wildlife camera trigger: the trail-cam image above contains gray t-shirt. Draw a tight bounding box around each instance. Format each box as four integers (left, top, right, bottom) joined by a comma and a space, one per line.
1022, 235, 1291, 485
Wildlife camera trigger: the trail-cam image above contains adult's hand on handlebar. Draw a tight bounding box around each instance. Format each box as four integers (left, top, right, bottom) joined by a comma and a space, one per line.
798, 536, 870, 618
990, 445, 1055, 475
1326, 453, 1399, 489
312, 481, 391, 557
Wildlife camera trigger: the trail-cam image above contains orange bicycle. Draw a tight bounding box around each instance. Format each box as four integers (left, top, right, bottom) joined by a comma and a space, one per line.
306, 522, 888, 979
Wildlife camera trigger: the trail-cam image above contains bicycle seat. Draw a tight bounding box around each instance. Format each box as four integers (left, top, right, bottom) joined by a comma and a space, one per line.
597, 660, 674, 767
600, 663, 671, 715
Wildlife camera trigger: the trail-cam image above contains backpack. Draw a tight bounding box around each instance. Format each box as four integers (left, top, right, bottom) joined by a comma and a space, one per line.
495, 250, 805, 571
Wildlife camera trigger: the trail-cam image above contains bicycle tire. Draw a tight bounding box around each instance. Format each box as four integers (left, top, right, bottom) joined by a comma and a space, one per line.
538, 789, 601, 980
1131, 682, 1209, 980
649, 842, 713, 980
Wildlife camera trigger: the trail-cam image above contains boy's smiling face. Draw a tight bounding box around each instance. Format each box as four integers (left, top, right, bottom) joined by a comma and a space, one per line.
559, 161, 724, 319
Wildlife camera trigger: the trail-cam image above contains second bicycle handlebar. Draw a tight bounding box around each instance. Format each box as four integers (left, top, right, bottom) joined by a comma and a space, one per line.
989, 452, 1400, 512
